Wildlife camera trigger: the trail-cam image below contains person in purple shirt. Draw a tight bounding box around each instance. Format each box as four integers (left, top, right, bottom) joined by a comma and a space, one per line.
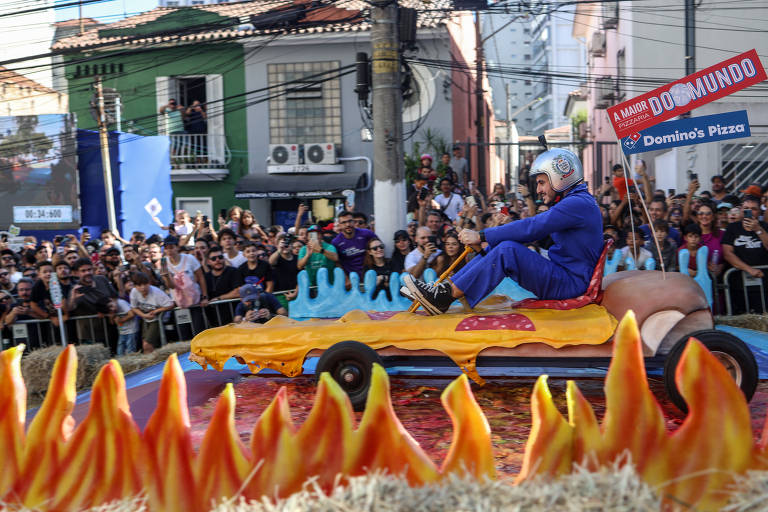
331, 210, 378, 277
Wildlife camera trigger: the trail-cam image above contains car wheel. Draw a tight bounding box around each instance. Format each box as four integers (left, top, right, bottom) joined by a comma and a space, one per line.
316, 340, 383, 412
663, 329, 758, 413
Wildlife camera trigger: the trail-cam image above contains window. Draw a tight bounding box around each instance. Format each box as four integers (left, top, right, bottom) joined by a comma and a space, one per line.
176, 197, 212, 220
268, 61, 342, 144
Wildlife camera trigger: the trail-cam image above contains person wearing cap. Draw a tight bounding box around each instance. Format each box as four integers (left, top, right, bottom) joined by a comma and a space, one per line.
233, 284, 286, 324
297, 225, 338, 288
403, 148, 603, 315
162, 235, 208, 307
716, 202, 733, 232
711, 175, 729, 203
418, 154, 438, 185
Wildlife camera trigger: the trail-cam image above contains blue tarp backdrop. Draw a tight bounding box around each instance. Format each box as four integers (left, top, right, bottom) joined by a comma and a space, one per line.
77, 130, 172, 237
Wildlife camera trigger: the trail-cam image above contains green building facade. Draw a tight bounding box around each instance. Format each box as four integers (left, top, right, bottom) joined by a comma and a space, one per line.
61, 9, 249, 223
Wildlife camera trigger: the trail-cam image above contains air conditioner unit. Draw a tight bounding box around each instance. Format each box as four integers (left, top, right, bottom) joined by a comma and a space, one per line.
304, 142, 338, 165
602, 3, 619, 29
589, 32, 606, 57
594, 76, 616, 108
269, 143, 300, 165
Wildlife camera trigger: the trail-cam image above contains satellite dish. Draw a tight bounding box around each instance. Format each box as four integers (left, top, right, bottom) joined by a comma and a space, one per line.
401, 63, 436, 124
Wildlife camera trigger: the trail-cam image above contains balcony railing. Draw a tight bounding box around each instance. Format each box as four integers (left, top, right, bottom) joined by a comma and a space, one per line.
168, 133, 230, 169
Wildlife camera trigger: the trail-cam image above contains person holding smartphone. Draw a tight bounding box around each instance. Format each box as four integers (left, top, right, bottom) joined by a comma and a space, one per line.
721, 194, 768, 312
297, 225, 338, 288
404, 226, 441, 279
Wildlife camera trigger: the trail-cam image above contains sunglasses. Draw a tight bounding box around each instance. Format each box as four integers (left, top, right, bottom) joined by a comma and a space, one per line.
369, 245, 384, 251
209, 255, 224, 261
0, 273, 8, 277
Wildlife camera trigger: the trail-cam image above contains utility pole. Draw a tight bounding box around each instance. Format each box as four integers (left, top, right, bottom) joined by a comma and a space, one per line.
371, 1, 404, 252
474, 12, 487, 194
505, 83, 512, 188
94, 77, 118, 234
684, 0, 695, 75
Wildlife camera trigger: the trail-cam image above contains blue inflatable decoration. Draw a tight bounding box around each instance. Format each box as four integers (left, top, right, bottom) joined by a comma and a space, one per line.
289, 267, 534, 319
678, 246, 713, 306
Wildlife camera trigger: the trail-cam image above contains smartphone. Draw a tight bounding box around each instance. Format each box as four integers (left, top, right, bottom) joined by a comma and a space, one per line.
668, 188, 675, 196
466, 196, 476, 208
427, 235, 437, 246
54, 235, 63, 243
629, 185, 637, 194
219, 208, 227, 219
418, 187, 429, 200
604, 176, 610, 183
309, 231, 318, 243
690, 172, 698, 181
83, 227, 89, 234
744, 209, 753, 219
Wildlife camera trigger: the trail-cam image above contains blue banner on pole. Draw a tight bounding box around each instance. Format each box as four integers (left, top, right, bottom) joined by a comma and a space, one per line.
621, 110, 750, 155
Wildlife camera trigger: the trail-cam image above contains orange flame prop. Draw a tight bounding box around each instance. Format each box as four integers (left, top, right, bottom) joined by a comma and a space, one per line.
518, 311, 757, 510
0, 310, 764, 511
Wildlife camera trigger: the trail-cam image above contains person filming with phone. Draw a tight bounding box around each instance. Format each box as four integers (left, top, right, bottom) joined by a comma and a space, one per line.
722, 192, 768, 313
405, 226, 441, 279
297, 225, 338, 288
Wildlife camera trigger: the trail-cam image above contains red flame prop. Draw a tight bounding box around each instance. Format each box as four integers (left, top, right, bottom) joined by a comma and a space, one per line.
0, 311, 762, 510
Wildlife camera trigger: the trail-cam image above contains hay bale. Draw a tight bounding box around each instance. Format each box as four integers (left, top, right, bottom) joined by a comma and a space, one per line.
725, 470, 768, 511
213, 464, 660, 512
716, 314, 768, 333
115, 353, 157, 375
21, 344, 110, 401
151, 341, 191, 363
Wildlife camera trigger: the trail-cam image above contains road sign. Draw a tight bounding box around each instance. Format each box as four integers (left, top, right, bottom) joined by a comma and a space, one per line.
608, 49, 766, 138
621, 110, 751, 155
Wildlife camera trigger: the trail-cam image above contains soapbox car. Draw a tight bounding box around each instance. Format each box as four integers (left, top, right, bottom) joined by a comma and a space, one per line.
190, 264, 758, 412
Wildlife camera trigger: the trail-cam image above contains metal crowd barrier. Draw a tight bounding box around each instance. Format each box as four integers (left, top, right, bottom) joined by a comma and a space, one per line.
1, 298, 243, 352
722, 265, 768, 316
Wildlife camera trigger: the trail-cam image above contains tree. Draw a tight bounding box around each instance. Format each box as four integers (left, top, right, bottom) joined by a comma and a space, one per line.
0, 115, 54, 161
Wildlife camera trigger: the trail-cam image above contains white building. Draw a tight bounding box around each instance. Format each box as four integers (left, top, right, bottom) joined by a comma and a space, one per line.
482, 14, 536, 135
0, 0, 56, 90
573, 0, 768, 192
529, 4, 586, 134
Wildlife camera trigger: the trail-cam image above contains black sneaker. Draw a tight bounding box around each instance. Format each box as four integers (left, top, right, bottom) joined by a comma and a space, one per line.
402, 275, 454, 315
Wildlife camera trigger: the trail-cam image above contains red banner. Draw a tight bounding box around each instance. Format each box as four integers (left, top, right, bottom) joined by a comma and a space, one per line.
608, 49, 766, 138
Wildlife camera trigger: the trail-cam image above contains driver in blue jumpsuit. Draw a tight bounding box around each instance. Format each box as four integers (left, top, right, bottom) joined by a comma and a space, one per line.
402, 148, 603, 315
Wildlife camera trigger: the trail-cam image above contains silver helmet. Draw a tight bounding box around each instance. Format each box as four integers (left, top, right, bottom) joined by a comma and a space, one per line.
530, 148, 584, 192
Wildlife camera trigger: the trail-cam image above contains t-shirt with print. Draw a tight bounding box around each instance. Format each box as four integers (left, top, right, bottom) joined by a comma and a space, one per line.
331, 228, 378, 275
298, 242, 337, 286
238, 260, 273, 288
129, 286, 173, 323
721, 221, 768, 267
166, 253, 201, 292
115, 298, 138, 334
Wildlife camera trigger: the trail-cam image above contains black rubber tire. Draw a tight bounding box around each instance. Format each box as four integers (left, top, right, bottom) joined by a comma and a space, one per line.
316, 340, 383, 412
663, 329, 758, 413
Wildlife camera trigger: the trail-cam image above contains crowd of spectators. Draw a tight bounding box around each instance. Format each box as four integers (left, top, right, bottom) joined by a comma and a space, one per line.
1, 147, 766, 356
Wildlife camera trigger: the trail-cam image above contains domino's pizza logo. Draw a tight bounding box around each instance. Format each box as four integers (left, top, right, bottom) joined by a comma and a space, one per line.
553, 156, 574, 178
623, 132, 641, 150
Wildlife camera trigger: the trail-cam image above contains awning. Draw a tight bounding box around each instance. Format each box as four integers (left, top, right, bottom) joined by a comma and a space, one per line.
234, 172, 366, 199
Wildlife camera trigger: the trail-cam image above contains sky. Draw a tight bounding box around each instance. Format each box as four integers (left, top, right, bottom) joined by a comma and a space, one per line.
54, 0, 159, 23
